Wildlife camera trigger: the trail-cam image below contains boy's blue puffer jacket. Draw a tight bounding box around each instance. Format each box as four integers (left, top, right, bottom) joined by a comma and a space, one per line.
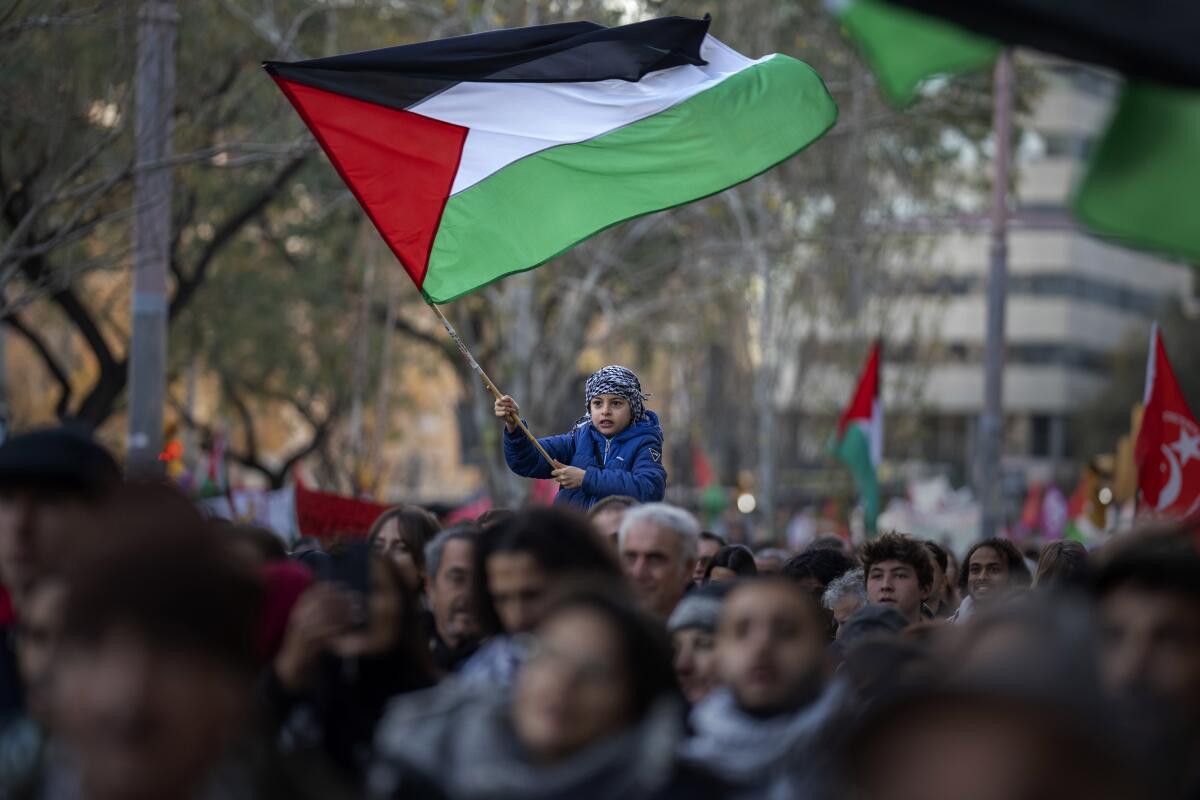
503, 411, 667, 510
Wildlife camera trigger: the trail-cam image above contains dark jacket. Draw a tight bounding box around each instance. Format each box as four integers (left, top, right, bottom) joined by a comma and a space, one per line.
426, 610, 479, 673
503, 411, 666, 510
0, 626, 23, 721
261, 652, 436, 786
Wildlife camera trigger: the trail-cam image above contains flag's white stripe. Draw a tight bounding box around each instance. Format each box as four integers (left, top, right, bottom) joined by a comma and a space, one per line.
868, 397, 883, 468
408, 36, 765, 195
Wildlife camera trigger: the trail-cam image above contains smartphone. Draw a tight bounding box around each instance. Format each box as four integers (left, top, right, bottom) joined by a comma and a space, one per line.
304, 542, 372, 630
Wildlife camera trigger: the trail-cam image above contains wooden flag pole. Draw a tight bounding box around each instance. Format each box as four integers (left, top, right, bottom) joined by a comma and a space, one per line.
427, 301, 559, 468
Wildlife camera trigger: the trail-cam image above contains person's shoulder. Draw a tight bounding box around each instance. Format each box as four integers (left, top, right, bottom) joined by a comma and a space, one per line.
629, 411, 664, 450
633, 410, 663, 437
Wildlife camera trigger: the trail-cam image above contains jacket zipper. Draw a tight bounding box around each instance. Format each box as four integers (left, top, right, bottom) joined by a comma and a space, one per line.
602, 437, 611, 467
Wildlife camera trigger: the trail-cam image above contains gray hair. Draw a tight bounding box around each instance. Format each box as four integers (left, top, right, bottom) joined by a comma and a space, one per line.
424, 525, 477, 580
823, 567, 867, 610
618, 502, 700, 562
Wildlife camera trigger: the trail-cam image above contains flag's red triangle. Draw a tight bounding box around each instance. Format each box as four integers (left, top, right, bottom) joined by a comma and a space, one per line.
838, 340, 880, 438
1136, 324, 1200, 516
273, 77, 468, 290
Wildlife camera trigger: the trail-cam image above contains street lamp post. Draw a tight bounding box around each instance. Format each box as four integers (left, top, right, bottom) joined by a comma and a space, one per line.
978, 48, 1014, 540
126, 0, 177, 477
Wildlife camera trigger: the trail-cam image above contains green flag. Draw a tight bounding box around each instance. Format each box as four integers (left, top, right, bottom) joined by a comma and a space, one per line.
832, 0, 999, 106
1074, 82, 1200, 262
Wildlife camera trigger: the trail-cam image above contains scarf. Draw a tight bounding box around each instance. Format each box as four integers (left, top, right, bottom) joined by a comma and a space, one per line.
582, 365, 648, 424
680, 682, 846, 791
372, 684, 688, 800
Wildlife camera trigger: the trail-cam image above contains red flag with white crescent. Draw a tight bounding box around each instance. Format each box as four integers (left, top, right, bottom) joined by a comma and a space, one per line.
1135, 323, 1200, 516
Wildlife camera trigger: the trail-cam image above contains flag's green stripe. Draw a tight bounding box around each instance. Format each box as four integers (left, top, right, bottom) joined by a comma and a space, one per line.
839, 0, 998, 107
833, 423, 881, 536
1074, 82, 1200, 263
420, 54, 837, 304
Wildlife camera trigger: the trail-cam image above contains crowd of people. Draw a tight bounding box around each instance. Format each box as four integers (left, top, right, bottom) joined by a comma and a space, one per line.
0, 426, 1197, 799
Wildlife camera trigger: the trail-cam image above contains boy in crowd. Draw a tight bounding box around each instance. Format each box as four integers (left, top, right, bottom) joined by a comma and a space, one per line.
860, 533, 934, 626
496, 365, 665, 510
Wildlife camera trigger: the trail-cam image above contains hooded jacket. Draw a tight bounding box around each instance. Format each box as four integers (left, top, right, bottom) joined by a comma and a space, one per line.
503, 411, 666, 509
370, 683, 725, 800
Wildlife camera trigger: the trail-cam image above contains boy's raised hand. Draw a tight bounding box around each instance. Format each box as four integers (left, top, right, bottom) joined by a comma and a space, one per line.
551, 465, 585, 489
494, 395, 519, 433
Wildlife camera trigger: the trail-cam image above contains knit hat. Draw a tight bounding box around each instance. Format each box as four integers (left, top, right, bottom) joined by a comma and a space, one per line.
838, 603, 910, 646
583, 365, 649, 423
667, 584, 729, 635
0, 427, 120, 496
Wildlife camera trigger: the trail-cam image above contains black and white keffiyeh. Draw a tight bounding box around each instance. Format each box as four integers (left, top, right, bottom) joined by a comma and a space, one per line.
583, 365, 648, 424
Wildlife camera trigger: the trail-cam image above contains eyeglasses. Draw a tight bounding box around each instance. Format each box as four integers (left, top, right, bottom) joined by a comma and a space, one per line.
512, 633, 622, 686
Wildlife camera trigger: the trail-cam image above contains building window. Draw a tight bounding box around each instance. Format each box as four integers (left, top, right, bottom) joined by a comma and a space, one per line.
1031, 414, 1053, 457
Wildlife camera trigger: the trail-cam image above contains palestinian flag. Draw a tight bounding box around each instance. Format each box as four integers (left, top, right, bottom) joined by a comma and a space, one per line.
198, 433, 227, 500
832, 341, 882, 536
829, 0, 998, 106
265, 16, 837, 303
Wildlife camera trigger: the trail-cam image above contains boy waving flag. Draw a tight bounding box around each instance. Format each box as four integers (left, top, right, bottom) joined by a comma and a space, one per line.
265, 16, 837, 303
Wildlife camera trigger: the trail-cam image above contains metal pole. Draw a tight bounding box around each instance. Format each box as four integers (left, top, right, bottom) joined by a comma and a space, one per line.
348, 254, 376, 490
126, 0, 177, 477
978, 49, 1013, 539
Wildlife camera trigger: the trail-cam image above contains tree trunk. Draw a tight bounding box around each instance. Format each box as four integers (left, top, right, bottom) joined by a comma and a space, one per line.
754, 249, 777, 543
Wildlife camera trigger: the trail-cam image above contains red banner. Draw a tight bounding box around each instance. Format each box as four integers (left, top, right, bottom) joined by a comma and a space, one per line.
294, 480, 388, 540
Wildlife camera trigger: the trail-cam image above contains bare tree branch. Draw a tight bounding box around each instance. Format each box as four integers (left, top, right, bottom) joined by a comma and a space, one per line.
2, 312, 72, 417
169, 153, 309, 320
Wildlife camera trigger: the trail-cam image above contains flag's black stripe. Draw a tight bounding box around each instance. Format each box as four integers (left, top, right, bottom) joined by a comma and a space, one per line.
889, 0, 1200, 89
264, 16, 710, 112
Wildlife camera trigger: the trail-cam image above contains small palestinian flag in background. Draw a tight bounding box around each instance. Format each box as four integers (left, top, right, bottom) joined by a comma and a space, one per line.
832, 341, 883, 537
198, 433, 228, 500
265, 16, 837, 303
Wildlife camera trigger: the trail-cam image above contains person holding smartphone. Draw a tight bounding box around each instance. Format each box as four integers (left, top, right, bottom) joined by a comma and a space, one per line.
265, 543, 438, 787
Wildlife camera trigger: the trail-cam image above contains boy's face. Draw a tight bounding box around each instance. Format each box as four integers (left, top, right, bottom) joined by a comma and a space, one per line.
867, 558, 928, 624
590, 394, 633, 437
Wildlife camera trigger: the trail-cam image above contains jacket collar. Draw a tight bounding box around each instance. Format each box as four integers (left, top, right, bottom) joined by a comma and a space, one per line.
583, 410, 661, 446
